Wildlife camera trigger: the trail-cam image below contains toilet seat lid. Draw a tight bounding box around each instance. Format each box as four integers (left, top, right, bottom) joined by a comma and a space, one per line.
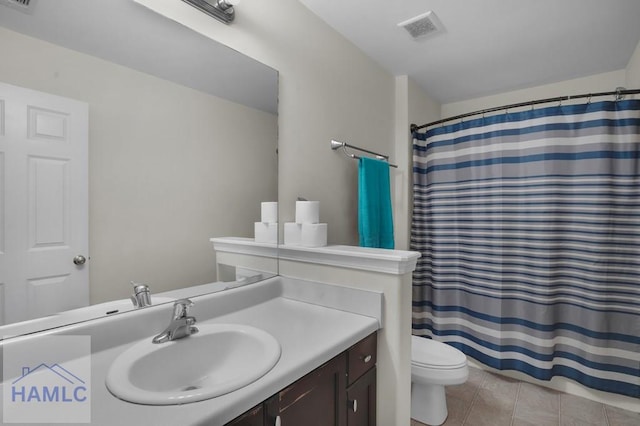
412, 335, 467, 368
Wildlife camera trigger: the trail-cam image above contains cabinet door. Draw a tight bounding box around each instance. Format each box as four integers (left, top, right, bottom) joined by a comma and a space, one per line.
347, 368, 376, 426
227, 404, 264, 426
265, 353, 347, 426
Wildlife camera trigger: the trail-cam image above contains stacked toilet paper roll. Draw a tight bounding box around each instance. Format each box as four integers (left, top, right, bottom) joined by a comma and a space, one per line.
284, 222, 303, 245
254, 202, 278, 244
295, 201, 320, 224
261, 202, 278, 223
301, 223, 327, 247
284, 201, 327, 247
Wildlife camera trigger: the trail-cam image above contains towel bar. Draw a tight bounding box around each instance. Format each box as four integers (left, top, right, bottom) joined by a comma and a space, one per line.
330, 140, 398, 168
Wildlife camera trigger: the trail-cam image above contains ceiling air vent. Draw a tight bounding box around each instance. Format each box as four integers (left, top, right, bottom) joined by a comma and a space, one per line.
398, 11, 444, 40
0, 0, 36, 14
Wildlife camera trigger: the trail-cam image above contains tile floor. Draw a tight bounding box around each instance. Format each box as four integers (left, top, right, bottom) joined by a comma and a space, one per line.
410, 367, 639, 426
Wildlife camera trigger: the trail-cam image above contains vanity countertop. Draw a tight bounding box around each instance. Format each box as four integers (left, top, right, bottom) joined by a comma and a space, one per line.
1, 277, 381, 425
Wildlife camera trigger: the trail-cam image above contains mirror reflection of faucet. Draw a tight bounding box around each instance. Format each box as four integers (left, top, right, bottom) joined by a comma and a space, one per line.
130, 281, 152, 308
152, 299, 199, 344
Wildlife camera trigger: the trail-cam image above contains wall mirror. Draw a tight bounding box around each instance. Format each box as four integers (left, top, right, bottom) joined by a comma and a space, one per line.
0, 0, 278, 336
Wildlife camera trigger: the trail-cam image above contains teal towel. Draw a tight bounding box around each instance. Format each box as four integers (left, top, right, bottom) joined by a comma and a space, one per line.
358, 157, 394, 249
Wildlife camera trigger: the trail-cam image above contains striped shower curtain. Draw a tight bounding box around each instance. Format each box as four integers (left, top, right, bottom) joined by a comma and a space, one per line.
411, 99, 640, 398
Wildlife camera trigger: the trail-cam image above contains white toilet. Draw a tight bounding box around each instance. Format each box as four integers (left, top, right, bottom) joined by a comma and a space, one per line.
411, 335, 469, 426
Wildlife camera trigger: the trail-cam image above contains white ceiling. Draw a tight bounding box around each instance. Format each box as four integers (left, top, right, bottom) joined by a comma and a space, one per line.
298, 0, 640, 103
0, 0, 278, 113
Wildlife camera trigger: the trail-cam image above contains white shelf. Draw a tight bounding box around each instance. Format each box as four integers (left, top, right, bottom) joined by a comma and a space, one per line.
211, 237, 420, 275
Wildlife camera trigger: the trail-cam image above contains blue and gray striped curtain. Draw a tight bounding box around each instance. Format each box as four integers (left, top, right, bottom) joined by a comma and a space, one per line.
411, 100, 640, 398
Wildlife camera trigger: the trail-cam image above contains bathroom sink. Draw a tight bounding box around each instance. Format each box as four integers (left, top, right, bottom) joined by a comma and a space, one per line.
105, 324, 281, 405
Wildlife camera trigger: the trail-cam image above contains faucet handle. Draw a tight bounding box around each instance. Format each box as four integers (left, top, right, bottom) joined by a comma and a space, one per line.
172, 299, 194, 319
130, 281, 151, 308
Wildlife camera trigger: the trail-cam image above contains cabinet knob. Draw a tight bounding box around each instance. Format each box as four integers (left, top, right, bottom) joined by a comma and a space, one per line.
275, 415, 281, 426
349, 399, 358, 413
361, 354, 372, 363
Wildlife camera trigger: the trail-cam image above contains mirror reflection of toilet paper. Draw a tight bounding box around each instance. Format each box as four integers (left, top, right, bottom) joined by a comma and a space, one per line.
261, 202, 278, 223
255, 222, 278, 243
295, 201, 320, 224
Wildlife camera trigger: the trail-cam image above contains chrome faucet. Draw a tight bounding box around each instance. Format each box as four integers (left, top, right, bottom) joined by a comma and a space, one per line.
130, 281, 152, 308
152, 299, 199, 344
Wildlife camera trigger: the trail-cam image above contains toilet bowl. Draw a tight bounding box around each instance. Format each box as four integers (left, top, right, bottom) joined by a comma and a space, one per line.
411, 335, 469, 426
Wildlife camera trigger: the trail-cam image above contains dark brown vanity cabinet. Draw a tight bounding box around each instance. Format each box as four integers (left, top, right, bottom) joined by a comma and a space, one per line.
346, 368, 376, 426
346, 332, 377, 426
225, 332, 377, 426
265, 353, 347, 425
226, 404, 264, 426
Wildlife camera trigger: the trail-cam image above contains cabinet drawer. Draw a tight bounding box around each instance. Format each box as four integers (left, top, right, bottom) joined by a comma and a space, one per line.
347, 332, 377, 386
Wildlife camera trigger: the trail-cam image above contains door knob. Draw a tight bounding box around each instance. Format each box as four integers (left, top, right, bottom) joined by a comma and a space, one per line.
73, 255, 87, 265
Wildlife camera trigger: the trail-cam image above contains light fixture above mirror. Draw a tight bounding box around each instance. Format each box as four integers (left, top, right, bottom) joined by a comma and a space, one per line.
182, 0, 240, 24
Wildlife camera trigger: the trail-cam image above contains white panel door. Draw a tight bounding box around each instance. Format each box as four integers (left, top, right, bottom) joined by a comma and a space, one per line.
0, 82, 88, 325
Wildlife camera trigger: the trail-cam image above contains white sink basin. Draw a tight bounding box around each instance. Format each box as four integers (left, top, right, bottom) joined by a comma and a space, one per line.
105, 324, 281, 405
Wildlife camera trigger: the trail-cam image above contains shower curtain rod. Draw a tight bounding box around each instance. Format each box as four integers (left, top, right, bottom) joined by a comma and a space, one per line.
410, 87, 640, 133
330, 139, 398, 168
